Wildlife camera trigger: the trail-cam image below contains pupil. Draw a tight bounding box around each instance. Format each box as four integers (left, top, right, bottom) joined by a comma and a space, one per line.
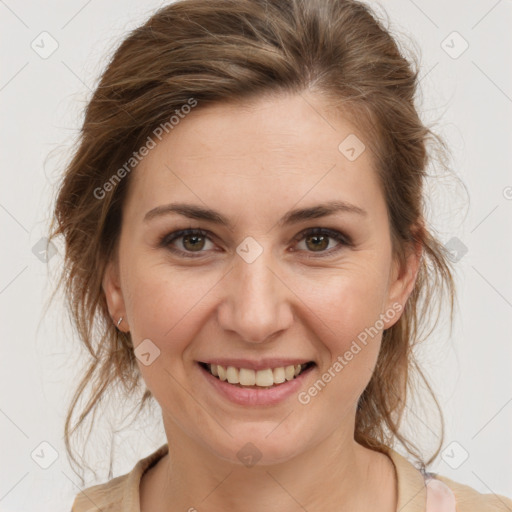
184, 235, 204, 251
307, 235, 328, 251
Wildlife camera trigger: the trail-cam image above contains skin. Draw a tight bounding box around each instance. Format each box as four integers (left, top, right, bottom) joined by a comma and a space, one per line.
103, 92, 421, 512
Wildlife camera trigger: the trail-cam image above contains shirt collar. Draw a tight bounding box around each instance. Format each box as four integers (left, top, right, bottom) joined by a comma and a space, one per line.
386, 448, 427, 511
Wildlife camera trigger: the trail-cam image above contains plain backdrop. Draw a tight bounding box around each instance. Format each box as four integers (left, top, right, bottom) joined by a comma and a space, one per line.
1, 1, 511, 510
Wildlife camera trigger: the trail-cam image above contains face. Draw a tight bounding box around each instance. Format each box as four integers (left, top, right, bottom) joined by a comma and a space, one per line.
103, 92, 419, 466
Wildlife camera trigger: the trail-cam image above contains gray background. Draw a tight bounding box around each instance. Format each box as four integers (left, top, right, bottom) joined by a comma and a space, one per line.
1, 0, 511, 510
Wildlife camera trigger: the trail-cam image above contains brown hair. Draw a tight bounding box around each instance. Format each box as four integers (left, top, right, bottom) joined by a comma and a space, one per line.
48, 0, 457, 482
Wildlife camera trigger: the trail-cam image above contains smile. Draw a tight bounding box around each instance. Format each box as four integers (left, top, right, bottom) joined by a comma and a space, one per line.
199, 362, 315, 388
196, 359, 317, 406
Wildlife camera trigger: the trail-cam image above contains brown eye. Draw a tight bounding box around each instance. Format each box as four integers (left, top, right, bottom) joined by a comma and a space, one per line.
304, 234, 330, 252
293, 227, 351, 257
160, 228, 215, 257
182, 234, 206, 251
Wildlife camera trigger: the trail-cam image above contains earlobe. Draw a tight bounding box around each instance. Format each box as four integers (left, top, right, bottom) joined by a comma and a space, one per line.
102, 258, 128, 330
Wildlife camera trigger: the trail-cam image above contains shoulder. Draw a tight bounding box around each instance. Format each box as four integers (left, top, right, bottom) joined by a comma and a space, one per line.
71, 474, 127, 511
385, 448, 512, 512
434, 473, 512, 512
71, 443, 169, 512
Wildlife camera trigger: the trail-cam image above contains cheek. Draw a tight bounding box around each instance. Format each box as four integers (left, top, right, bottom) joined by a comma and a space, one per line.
292, 263, 389, 405
120, 261, 212, 408
121, 258, 221, 348
296, 262, 389, 347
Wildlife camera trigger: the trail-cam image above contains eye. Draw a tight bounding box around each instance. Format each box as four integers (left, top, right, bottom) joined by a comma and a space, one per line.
159, 226, 352, 259
292, 227, 351, 257
159, 228, 216, 258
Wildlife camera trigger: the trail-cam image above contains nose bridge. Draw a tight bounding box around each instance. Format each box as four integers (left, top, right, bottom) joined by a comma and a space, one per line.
218, 241, 293, 343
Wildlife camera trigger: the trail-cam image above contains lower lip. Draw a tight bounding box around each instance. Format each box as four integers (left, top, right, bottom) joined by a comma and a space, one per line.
198, 363, 315, 406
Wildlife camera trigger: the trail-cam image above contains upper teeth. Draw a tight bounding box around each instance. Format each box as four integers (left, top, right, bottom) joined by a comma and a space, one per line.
209, 364, 303, 387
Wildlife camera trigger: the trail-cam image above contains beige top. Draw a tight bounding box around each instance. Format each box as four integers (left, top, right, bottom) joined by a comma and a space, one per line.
71, 443, 512, 511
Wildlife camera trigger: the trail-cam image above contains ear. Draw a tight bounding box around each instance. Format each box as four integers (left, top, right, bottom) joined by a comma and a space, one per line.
382, 237, 422, 330
102, 257, 129, 332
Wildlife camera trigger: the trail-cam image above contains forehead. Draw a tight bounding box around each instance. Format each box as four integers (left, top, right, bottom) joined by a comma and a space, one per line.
123, 93, 385, 224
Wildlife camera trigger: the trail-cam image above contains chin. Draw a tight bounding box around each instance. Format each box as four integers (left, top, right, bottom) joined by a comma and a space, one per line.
206, 424, 310, 467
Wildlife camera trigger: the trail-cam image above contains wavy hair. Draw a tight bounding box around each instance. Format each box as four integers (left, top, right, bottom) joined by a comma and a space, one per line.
47, 0, 457, 482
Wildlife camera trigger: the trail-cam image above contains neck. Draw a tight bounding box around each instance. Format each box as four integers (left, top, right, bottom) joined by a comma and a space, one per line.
141, 420, 397, 512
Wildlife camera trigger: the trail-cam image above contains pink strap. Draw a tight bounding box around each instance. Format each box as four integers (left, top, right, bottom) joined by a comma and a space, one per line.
424, 475, 457, 511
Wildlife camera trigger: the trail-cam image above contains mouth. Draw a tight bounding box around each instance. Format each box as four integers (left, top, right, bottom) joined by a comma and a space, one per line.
197, 361, 316, 389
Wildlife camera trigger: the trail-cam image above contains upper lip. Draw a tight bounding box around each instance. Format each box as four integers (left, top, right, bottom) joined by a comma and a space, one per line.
198, 358, 315, 371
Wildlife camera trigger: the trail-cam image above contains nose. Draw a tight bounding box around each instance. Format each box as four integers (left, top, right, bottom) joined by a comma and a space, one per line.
216, 246, 294, 344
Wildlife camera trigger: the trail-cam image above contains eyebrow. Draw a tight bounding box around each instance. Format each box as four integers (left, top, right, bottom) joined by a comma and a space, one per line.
143, 200, 367, 229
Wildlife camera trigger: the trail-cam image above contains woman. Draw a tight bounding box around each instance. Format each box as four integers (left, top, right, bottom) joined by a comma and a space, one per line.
48, 0, 512, 510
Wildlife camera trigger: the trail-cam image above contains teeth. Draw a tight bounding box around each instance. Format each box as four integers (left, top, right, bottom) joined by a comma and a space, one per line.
273, 367, 285, 384
255, 368, 273, 387
284, 365, 295, 381
239, 368, 256, 386
217, 365, 227, 381
226, 366, 239, 384
207, 363, 309, 387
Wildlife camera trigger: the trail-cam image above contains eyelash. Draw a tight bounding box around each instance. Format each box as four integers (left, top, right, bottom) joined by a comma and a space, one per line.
158, 227, 352, 259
